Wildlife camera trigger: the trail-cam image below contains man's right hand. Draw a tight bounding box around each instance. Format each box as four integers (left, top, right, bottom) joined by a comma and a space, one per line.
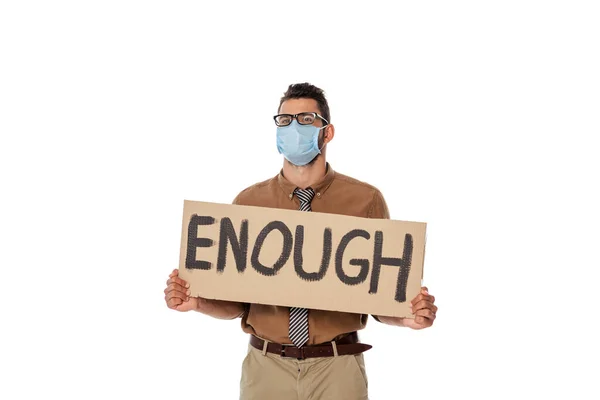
164, 269, 198, 312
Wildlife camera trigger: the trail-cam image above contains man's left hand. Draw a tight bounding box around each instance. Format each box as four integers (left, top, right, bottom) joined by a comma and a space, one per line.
403, 286, 437, 330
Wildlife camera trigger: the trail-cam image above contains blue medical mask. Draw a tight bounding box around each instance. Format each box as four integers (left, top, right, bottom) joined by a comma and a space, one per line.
276, 121, 326, 166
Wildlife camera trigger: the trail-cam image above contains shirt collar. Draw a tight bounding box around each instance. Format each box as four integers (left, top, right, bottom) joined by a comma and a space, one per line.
277, 162, 336, 201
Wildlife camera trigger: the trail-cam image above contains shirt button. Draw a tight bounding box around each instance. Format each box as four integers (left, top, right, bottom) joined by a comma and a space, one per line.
316, 192, 321, 197
289, 193, 293, 199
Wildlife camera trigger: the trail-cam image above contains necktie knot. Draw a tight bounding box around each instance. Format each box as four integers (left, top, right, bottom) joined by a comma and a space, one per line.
294, 188, 315, 209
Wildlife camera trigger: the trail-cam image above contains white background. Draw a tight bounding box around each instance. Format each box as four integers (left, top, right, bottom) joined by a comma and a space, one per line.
1, 1, 599, 399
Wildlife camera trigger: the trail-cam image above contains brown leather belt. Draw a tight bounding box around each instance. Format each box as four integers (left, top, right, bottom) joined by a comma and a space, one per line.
249, 332, 372, 360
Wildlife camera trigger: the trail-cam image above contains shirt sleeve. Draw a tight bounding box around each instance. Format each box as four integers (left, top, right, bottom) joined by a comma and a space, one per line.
368, 189, 390, 220
232, 191, 244, 206
232, 188, 250, 206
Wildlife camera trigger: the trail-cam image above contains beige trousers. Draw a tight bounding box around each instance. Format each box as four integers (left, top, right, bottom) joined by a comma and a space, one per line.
239, 343, 369, 400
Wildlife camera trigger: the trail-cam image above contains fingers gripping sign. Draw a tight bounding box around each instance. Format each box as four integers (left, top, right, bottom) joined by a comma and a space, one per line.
164, 269, 198, 312
404, 286, 437, 329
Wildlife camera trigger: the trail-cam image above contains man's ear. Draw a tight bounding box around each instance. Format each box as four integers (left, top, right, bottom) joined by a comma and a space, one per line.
323, 124, 335, 144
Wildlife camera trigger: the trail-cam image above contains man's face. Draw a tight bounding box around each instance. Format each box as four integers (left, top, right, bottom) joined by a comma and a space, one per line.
278, 98, 328, 152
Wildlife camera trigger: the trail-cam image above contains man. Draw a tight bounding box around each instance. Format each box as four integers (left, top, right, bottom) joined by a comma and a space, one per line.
164, 83, 438, 399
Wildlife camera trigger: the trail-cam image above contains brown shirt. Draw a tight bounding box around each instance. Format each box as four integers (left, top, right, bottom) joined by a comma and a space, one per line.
232, 163, 390, 345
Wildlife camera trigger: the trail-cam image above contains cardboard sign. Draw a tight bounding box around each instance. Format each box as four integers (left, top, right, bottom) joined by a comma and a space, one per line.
178, 200, 427, 318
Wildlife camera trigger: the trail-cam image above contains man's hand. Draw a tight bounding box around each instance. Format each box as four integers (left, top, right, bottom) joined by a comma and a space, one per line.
164, 269, 198, 312
374, 286, 438, 329
404, 286, 437, 330
164, 269, 246, 319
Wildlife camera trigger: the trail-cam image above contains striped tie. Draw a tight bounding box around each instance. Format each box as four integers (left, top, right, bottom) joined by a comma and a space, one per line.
289, 187, 315, 348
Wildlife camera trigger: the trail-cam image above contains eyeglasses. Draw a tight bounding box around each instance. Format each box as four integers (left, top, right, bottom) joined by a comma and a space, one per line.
273, 112, 329, 127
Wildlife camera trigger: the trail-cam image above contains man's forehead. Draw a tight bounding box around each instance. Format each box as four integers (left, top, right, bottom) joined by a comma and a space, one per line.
279, 98, 319, 114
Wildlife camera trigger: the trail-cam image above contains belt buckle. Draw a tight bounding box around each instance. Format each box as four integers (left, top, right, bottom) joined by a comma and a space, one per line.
280, 345, 305, 360
296, 347, 305, 360
280, 345, 295, 358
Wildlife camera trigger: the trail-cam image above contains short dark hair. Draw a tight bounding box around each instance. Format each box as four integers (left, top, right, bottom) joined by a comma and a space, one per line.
278, 83, 331, 124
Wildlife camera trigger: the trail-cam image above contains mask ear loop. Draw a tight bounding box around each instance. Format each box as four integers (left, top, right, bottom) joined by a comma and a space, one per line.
318, 125, 329, 152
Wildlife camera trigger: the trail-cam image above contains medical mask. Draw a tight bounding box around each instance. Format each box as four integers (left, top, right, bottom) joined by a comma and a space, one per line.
276, 121, 325, 166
